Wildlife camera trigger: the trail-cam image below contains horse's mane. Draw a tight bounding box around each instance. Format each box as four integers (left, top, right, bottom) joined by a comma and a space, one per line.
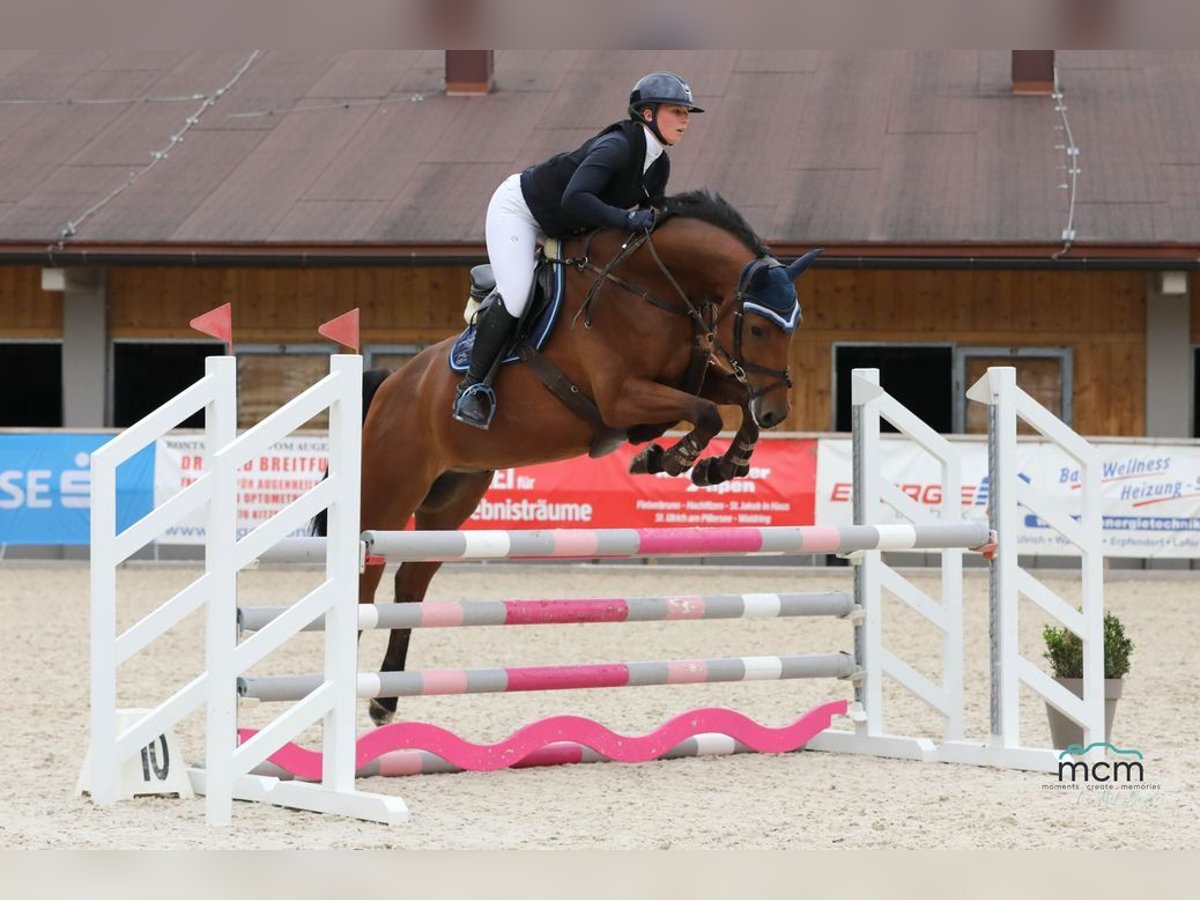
659, 190, 770, 257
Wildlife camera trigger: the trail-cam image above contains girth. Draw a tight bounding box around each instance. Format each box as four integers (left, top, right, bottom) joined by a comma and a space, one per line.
516, 339, 711, 459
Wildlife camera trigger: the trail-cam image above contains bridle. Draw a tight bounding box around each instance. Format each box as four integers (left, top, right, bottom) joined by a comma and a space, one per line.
562, 230, 796, 400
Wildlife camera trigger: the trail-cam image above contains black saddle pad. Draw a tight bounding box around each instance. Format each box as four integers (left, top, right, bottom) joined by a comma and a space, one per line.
450, 261, 565, 373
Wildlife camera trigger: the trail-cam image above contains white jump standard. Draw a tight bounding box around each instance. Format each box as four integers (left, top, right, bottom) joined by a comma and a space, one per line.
85, 358, 1105, 826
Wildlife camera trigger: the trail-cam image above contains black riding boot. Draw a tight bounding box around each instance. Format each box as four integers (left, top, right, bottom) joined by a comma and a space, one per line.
452, 301, 520, 429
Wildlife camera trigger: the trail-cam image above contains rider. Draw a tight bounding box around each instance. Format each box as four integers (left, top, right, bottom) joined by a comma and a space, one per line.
452, 71, 704, 429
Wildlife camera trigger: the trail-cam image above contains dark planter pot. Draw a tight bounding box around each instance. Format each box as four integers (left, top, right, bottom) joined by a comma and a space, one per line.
1045, 677, 1123, 749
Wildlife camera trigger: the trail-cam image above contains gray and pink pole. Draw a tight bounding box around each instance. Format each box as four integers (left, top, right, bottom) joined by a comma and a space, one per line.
238, 591, 854, 633
357, 522, 993, 563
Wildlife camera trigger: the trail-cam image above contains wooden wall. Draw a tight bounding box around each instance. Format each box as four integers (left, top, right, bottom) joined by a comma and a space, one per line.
0, 266, 61, 337
790, 269, 1146, 435
0, 263, 1156, 435
107, 266, 470, 344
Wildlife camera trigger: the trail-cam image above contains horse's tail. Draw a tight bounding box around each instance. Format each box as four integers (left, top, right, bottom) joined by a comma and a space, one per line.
310, 367, 392, 537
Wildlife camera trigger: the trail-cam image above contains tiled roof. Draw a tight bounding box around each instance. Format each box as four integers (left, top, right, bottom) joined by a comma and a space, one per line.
2, 50, 1199, 254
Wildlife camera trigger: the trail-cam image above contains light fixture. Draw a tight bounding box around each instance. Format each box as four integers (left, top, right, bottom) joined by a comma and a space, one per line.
41, 268, 65, 292
1157, 271, 1188, 296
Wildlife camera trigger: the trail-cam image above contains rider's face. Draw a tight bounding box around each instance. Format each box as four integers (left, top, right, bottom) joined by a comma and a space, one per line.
643, 103, 690, 145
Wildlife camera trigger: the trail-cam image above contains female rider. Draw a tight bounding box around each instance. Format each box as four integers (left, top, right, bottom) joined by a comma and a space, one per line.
453, 71, 704, 429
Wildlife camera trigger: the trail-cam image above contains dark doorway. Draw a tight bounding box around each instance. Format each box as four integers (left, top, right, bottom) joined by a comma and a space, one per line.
1195, 348, 1200, 438
0, 343, 63, 426
113, 343, 218, 428
835, 345, 954, 433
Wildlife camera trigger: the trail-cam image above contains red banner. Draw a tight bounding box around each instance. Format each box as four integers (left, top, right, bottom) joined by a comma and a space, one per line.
466, 437, 817, 529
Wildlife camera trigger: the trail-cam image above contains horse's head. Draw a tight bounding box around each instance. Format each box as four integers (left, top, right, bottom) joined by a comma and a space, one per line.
719, 249, 820, 428
652, 191, 820, 430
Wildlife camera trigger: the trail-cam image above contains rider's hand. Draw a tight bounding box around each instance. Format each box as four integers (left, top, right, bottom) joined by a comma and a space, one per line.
625, 208, 656, 233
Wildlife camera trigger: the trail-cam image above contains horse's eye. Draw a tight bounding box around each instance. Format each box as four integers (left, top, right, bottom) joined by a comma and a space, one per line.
750, 324, 765, 338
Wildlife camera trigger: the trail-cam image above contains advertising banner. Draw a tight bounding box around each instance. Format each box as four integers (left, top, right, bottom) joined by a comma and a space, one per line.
154, 434, 329, 544
152, 435, 818, 543
468, 438, 818, 530
816, 436, 1200, 558
10, 425, 1196, 559
0, 433, 153, 544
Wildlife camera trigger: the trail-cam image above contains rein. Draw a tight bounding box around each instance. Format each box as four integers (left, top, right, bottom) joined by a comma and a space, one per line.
559, 230, 793, 400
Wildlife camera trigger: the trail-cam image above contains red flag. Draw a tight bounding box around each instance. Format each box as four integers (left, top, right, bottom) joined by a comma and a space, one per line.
189, 303, 233, 352
318, 308, 360, 353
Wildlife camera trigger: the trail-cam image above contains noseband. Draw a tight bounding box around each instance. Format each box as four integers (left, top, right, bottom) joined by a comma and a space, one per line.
566, 231, 796, 400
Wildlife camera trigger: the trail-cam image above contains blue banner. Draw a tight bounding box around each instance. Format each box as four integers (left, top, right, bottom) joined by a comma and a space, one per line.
0, 434, 154, 544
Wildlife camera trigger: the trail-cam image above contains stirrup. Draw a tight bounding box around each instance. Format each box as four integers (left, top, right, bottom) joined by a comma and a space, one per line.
453, 382, 498, 429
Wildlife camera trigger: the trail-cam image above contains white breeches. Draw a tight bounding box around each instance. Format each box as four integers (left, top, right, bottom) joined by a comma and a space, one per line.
485, 173, 545, 317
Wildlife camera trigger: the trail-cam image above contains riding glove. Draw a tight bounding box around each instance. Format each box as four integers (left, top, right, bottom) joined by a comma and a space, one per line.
625, 208, 656, 232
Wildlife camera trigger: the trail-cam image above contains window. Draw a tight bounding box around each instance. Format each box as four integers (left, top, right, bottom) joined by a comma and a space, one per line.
834, 344, 954, 433
1194, 347, 1199, 439
954, 348, 1072, 434
365, 344, 426, 374
112, 342, 217, 428
0, 342, 62, 426
236, 346, 330, 430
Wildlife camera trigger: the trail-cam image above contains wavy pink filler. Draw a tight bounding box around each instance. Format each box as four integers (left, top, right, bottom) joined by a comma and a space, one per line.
238, 699, 848, 781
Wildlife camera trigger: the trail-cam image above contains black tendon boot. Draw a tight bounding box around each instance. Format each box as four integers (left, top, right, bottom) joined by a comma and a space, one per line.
453, 301, 520, 429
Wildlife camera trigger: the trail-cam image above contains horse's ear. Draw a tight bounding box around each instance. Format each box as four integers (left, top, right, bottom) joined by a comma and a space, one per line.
785, 249, 822, 281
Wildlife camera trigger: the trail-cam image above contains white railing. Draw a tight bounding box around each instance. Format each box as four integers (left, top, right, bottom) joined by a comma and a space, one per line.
89, 354, 405, 825
88, 355, 235, 806
811, 366, 1104, 772
968, 366, 1105, 763
808, 368, 968, 763
191, 353, 405, 825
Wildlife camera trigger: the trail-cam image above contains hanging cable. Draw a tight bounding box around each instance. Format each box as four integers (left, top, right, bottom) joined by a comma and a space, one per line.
49, 51, 263, 254
1051, 62, 1080, 260
0, 94, 206, 106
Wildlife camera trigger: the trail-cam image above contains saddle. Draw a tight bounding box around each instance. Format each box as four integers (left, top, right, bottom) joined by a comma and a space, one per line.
450, 239, 565, 372
448, 238, 707, 458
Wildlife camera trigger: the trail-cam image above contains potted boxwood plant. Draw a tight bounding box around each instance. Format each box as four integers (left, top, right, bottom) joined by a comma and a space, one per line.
1042, 611, 1134, 749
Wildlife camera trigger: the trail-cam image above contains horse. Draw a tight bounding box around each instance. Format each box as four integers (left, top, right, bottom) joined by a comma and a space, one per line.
327, 190, 820, 725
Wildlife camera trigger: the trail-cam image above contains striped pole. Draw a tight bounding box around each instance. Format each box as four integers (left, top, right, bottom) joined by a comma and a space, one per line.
252, 536, 378, 568
360, 523, 992, 562
239, 652, 856, 702
238, 591, 853, 633
242, 699, 849, 779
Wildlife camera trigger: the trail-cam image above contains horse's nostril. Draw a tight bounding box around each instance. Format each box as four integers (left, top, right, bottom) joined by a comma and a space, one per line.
759, 408, 785, 428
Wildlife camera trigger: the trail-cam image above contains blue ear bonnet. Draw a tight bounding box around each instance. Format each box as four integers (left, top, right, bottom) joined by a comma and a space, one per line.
738, 257, 802, 332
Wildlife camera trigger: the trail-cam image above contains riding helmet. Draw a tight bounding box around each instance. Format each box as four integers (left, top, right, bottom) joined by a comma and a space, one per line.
627, 72, 705, 117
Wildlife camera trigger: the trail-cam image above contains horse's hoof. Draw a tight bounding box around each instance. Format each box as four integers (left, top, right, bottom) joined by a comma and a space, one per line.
691, 457, 721, 486
369, 698, 395, 726
629, 443, 665, 475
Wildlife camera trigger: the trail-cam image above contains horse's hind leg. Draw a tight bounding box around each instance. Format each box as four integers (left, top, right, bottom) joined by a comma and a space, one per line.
369, 469, 496, 726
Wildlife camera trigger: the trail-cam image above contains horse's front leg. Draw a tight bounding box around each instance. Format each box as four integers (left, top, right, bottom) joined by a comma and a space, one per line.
371, 470, 496, 726
370, 559, 443, 726
601, 378, 724, 477
691, 411, 759, 486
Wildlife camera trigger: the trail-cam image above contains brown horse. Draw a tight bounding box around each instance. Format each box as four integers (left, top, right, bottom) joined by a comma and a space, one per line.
341, 190, 819, 725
